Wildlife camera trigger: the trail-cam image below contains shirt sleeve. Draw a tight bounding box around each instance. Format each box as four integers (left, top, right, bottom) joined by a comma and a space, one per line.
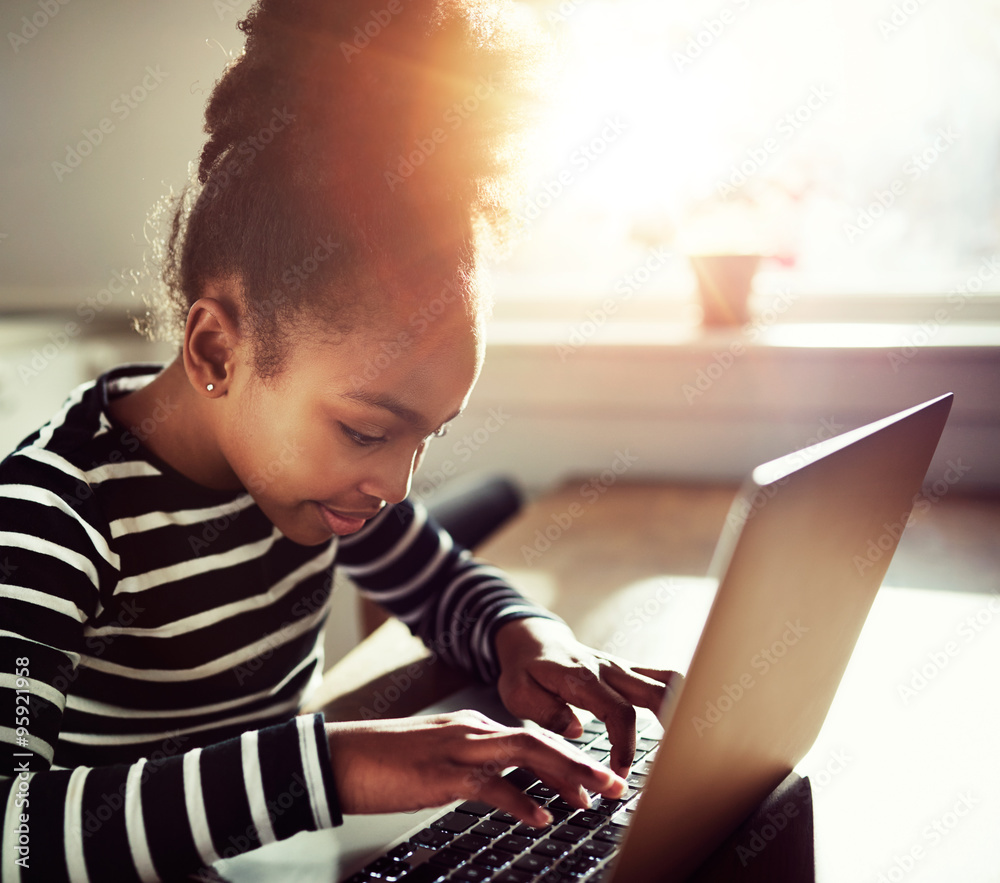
334, 497, 562, 682
0, 457, 342, 882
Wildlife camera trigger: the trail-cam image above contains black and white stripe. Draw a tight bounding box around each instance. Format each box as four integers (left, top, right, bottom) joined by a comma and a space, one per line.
0, 364, 553, 881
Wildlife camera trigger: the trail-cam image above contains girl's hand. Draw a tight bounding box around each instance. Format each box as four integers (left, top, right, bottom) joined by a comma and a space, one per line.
325, 710, 627, 825
494, 617, 680, 777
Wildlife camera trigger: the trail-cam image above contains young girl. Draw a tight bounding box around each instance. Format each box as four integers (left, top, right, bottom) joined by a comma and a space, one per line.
0, 1, 674, 880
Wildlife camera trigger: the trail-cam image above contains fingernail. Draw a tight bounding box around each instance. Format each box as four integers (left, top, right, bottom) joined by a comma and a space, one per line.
537, 808, 554, 827
577, 785, 592, 808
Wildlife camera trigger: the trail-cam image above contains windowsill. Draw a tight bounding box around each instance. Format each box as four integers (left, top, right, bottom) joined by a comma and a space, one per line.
485, 319, 1000, 350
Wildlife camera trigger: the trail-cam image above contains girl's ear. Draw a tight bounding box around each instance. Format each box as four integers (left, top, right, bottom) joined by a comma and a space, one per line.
182, 286, 242, 397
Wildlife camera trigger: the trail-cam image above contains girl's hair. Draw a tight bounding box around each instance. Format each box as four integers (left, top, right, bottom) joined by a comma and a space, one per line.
147, 0, 546, 378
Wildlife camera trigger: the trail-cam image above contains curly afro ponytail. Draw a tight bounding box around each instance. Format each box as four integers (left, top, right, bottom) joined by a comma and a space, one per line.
151, 0, 547, 378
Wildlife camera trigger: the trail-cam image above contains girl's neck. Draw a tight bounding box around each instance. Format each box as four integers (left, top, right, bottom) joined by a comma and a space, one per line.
108, 358, 244, 491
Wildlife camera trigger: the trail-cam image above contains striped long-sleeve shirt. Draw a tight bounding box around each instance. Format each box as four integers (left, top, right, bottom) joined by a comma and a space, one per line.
0, 363, 555, 882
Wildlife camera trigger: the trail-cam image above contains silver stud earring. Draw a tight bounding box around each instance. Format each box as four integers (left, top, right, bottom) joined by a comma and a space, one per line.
206, 383, 215, 392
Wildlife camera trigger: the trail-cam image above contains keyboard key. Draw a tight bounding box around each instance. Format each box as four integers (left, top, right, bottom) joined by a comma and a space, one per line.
527, 783, 558, 801
585, 748, 610, 765
582, 720, 605, 734
549, 824, 589, 844
561, 853, 602, 871
452, 834, 492, 853
504, 768, 539, 791
578, 839, 615, 858
472, 849, 512, 870
389, 842, 415, 860
594, 825, 626, 843
432, 812, 477, 834
399, 866, 447, 883
494, 834, 533, 854
513, 809, 566, 837
493, 871, 534, 883
590, 797, 626, 816
412, 829, 451, 848
450, 867, 493, 882
491, 810, 519, 825
367, 859, 409, 881
549, 798, 576, 814
472, 819, 510, 838
636, 737, 658, 752
427, 848, 466, 869
457, 800, 494, 817
531, 839, 570, 858
514, 852, 553, 872
568, 811, 605, 829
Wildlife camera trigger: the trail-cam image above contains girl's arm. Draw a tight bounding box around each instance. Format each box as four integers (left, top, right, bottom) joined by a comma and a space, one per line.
0, 459, 341, 882
334, 496, 561, 682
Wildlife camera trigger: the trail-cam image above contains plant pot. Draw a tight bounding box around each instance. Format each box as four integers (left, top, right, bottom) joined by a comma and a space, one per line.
689, 253, 761, 327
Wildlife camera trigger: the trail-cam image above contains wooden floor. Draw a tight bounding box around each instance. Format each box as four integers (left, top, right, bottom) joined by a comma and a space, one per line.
311, 480, 1000, 720
475, 481, 1000, 639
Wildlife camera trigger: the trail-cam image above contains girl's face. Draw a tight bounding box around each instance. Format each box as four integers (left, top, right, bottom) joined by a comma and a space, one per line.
219, 299, 483, 545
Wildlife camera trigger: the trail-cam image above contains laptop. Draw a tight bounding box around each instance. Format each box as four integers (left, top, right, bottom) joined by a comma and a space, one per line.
336, 393, 954, 883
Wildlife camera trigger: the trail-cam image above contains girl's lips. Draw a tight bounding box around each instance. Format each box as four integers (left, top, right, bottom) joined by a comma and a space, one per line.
316, 503, 369, 535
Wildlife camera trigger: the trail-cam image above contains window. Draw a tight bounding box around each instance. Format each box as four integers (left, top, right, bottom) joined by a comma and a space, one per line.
495, 0, 1000, 314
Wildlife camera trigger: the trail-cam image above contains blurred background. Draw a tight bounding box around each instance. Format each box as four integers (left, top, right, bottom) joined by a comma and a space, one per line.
2, 0, 999, 489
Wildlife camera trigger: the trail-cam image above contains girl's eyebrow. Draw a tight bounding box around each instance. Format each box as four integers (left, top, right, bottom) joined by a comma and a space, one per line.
339, 389, 461, 434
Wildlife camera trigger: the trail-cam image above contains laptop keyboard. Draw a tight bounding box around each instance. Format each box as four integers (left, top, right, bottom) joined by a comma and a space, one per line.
343, 710, 663, 883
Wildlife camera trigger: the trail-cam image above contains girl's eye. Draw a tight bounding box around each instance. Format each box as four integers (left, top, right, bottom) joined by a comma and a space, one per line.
340, 423, 386, 447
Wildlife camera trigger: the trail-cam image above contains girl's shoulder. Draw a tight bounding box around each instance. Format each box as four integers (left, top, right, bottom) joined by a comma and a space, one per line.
2, 363, 163, 479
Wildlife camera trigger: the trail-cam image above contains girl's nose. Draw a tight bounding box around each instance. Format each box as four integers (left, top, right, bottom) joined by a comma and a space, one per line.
359, 444, 423, 504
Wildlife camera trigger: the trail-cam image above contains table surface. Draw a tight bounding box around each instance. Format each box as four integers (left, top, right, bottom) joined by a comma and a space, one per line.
219, 482, 1000, 883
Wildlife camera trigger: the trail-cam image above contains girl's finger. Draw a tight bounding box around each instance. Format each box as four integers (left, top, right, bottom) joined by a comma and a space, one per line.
473, 777, 553, 828
512, 673, 585, 738
470, 728, 626, 805
601, 664, 680, 712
